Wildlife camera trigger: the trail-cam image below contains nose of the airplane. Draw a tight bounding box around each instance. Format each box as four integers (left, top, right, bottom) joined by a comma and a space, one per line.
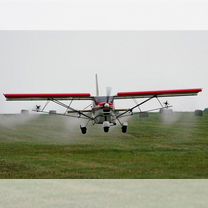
104, 103, 110, 108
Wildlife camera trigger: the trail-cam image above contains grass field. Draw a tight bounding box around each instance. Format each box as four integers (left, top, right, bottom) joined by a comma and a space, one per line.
0, 112, 208, 178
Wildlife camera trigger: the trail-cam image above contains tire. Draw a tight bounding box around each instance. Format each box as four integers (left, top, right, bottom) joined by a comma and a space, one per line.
81, 127, 87, 134
122, 125, 127, 133
103, 127, 109, 133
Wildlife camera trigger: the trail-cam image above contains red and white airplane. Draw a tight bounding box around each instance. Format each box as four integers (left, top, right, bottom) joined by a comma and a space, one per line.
4, 75, 202, 134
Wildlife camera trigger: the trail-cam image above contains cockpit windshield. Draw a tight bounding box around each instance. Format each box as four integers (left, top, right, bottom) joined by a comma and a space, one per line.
94, 96, 114, 103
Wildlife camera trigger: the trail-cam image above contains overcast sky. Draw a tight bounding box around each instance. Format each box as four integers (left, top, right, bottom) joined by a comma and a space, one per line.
0, 0, 208, 113
0, 31, 207, 113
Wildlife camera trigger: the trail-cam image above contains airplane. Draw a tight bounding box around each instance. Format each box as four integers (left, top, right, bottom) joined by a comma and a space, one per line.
3, 74, 202, 134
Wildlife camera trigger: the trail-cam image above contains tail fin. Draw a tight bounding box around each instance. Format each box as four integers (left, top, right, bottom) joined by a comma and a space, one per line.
95, 74, 99, 96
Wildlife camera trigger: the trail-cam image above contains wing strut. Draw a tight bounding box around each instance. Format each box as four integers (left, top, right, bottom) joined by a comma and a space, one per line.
32, 98, 94, 120
116, 96, 156, 119
51, 99, 93, 120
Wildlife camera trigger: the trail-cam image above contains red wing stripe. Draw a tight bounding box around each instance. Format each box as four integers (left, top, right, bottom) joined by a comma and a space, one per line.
4, 93, 91, 99
117, 89, 202, 97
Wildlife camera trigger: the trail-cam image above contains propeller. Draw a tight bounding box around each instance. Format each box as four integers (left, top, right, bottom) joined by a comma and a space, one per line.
34, 105, 41, 112
37, 105, 41, 110
106, 86, 112, 103
164, 101, 169, 107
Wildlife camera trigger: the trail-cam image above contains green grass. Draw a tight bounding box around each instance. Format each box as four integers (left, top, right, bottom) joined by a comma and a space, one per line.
0, 112, 208, 178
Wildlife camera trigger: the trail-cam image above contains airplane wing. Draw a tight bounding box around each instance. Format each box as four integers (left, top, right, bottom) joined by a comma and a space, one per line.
4, 93, 94, 101
114, 88, 202, 99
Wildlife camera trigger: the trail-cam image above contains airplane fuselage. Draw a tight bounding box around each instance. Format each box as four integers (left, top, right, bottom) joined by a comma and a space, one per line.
92, 96, 117, 125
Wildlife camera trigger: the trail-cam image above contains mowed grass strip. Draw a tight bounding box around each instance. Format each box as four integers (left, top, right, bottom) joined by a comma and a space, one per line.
0, 112, 208, 178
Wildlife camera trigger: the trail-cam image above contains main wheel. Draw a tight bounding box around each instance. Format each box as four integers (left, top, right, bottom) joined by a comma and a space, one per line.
80, 127, 87, 134
121, 125, 127, 133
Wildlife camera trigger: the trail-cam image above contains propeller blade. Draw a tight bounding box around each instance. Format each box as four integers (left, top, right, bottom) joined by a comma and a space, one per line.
106, 87, 112, 103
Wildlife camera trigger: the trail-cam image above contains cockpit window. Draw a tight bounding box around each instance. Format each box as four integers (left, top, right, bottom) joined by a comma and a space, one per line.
94, 96, 113, 103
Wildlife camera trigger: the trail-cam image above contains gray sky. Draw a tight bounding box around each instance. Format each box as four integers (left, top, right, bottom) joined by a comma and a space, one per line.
1, 0, 208, 30
0, 31, 207, 113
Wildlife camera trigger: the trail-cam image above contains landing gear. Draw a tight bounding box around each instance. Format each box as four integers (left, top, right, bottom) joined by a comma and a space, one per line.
103, 121, 110, 133
121, 122, 128, 133
104, 126, 109, 133
80, 125, 87, 134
